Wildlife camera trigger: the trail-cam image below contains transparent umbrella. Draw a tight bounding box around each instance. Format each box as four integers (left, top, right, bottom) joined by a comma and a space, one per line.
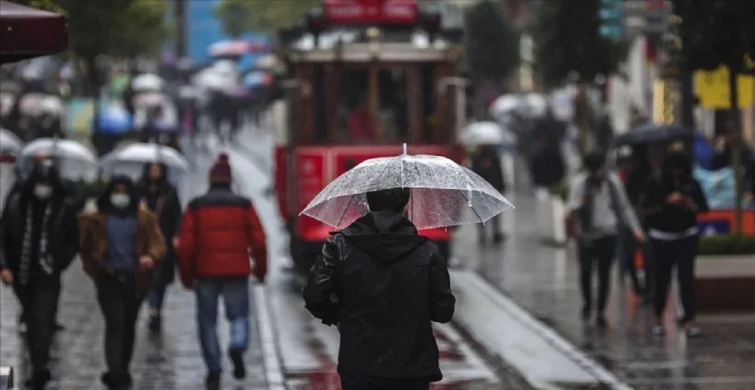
301, 145, 514, 230
99, 142, 190, 187
461, 121, 517, 146
0, 128, 22, 153
19, 138, 98, 180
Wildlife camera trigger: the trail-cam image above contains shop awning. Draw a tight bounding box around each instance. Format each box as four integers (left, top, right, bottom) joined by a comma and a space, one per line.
0, 0, 66, 64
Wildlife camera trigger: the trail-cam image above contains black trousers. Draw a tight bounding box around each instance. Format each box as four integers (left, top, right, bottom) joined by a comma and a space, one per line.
96, 274, 143, 375
652, 235, 699, 322
340, 372, 430, 390
578, 236, 617, 313
14, 279, 61, 373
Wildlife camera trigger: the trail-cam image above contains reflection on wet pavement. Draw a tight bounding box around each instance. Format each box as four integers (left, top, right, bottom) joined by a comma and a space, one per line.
455, 191, 755, 390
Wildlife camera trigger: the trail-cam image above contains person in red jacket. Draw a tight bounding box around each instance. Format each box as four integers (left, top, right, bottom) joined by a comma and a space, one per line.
176, 152, 267, 390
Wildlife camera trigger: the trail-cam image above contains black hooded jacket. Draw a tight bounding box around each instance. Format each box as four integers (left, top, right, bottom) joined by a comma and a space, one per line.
0, 163, 79, 278
302, 211, 455, 381
641, 153, 709, 234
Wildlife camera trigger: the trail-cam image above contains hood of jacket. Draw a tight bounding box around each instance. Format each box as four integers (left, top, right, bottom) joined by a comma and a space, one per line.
97, 175, 140, 215
339, 211, 427, 264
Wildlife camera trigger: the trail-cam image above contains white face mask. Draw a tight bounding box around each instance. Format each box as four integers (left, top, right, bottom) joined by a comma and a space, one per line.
34, 184, 52, 200
110, 194, 131, 209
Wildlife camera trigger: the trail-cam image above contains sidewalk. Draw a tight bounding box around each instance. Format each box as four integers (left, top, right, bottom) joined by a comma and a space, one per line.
453, 190, 755, 389
0, 265, 268, 389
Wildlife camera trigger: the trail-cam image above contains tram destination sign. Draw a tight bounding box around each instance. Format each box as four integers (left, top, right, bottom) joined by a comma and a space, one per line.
324, 0, 419, 25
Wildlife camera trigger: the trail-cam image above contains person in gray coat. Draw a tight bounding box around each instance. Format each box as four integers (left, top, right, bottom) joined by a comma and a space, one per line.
567, 152, 645, 328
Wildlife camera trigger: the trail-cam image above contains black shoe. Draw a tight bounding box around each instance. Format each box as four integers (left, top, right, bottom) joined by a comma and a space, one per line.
596, 316, 608, 328
493, 233, 505, 244
24, 370, 51, 390
581, 306, 591, 322
229, 348, 246, 379
148, 314, 161, 332
205, 372, 221, 390
101, 372, 131, 389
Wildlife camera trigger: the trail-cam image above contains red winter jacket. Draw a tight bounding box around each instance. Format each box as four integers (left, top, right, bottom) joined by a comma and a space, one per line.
177, 186, 267, 287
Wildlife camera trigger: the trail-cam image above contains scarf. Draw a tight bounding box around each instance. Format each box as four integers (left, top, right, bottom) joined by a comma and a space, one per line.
18, 199, 58, 285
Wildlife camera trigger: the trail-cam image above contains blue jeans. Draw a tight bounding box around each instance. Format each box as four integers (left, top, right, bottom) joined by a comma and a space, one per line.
147, 285, 167, 312
195, 278, 250, 373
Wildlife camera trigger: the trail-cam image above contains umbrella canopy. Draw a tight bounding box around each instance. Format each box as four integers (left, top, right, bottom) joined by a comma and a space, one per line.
209, 40, 269, 57
100, 143, 189, 173
489, 95, 520, 119
99, 143, 189, 188
461, 121, 517, 146
96, 106, 132, 134
19, 138, 98, 180
132, 91, 169, 108
301, 147, 513, 230
613, 123, 693, 147
0, 127, 22, 153
0, 92, 16, 117
193, 69, 235, 91
0, 1, 67, 64
131, 73, 165, 92
18, 92, 49, 116
39, 95, 64, 115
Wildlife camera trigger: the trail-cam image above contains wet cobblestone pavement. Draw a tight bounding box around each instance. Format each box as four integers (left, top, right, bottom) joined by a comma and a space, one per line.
454, 190, 755, 390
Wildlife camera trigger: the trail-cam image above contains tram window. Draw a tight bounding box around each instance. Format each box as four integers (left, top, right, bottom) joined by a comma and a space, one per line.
421, 65, 437, 142
339, 70, 370, 144
313, 65, 327, 143
378, 69, 408, 143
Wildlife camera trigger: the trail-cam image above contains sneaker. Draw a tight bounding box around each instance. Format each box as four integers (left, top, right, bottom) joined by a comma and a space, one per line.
651, 325, 665, 337
685, 326, 703, 338
229, 348, 246, 379
205, 372, 221, 390
148, 314, 161, 332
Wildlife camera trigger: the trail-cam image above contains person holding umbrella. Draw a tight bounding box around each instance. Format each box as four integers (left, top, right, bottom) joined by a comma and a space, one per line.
300, 145, 513, 389
138, 162, 182, 332
641, 151, 708, 337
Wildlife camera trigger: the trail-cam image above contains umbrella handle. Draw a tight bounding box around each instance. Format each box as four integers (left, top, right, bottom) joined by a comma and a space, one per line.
403, 143, 407, 155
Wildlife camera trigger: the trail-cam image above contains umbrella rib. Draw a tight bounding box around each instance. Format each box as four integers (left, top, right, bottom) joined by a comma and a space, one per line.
458, 189, 484, 223
334, 194, 354, 229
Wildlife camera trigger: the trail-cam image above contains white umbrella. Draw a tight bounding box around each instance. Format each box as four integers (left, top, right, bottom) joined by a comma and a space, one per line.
301, 145, 514, 230
193, 69, 235, 91
489, 95, 520, 119
39, 95, 64, 115
18, 92, 49, 116
20, 138, 98, 180
99, 143, 190, 177
132, 91, 169, 108
461, 121, 517, 146
521, 93, 548, 118
0, 128, 23, 154
131, 73, 165, 92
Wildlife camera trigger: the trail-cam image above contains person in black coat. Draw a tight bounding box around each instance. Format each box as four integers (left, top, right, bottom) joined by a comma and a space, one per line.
529, 134, 566, 190
303, 188, 456, 390
472, 146, 506, 243
641, 151, 709, 337
138, 162, 182, 332
0, 160, 79, 389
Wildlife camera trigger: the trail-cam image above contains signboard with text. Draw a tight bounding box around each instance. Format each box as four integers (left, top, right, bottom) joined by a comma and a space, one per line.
324, 0, 418, 25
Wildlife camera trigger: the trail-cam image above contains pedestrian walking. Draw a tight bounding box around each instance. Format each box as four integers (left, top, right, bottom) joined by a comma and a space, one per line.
302, 188, 456, 390
137, 162, 182, 332
566, 152, 645, 327
641, 151, 709, 337
78, 175, 166, 389
472, 146, 506, 244
176, 153, 267, 390
0, 160, 79, 389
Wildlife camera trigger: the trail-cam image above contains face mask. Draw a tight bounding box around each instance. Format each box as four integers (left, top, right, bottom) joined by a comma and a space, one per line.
110, 194, 131, 209
34, 184, 52, 200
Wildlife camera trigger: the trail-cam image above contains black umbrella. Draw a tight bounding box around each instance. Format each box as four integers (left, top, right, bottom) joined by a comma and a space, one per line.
613, 123, 693, 147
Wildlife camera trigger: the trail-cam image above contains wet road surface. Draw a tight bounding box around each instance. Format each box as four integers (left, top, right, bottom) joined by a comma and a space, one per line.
455, 190, 755, 390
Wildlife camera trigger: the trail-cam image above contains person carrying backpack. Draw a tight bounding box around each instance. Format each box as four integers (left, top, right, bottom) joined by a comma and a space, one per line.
566, 151, 645, 327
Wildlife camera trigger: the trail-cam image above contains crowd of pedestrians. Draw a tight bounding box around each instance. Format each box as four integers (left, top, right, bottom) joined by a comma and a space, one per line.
0, 153, 268, 390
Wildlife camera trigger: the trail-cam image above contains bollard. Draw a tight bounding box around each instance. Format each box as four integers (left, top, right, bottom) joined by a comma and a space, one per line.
0, 366, 13, 389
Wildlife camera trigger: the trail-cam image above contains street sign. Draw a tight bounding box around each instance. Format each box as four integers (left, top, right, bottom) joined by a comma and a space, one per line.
622, 0, 672, 36
694, 66, 754, 109
599, 0, 624, 39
